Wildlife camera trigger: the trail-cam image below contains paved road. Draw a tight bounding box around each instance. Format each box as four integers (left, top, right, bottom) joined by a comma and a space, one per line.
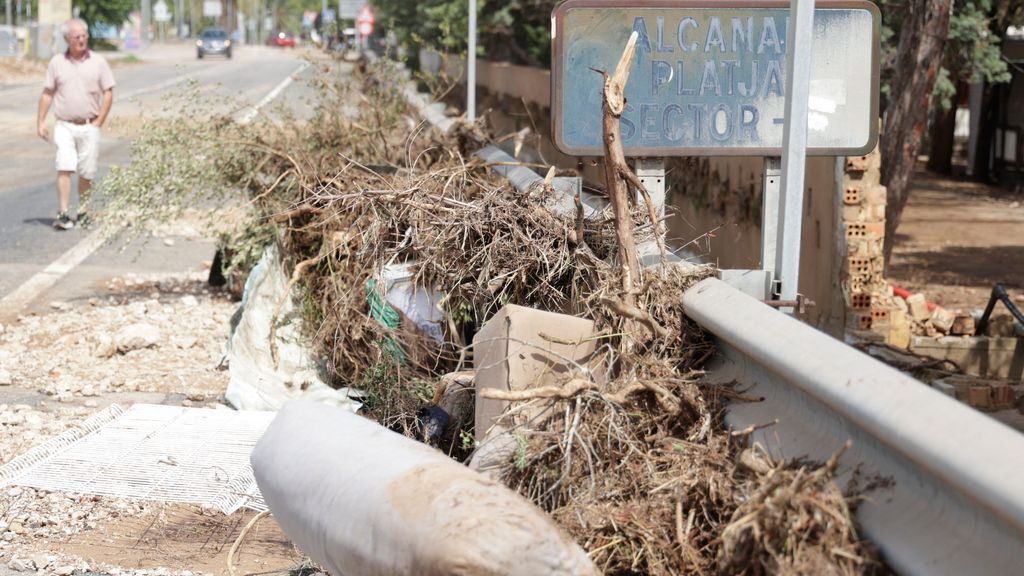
0, 43, 328, 319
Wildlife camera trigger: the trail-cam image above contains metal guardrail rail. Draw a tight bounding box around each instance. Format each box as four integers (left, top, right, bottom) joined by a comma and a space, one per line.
685, 278, 1024, 576
398, 68, 1024, 575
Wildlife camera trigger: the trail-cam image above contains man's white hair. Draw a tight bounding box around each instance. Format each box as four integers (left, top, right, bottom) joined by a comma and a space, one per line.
62, 18, 88, 39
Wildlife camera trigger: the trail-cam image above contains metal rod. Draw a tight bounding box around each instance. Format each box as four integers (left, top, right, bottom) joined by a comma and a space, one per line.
142, 0, 151, 48
775, 0, 816, 312
467, 0, 477, 122
975, 284, 1024, 336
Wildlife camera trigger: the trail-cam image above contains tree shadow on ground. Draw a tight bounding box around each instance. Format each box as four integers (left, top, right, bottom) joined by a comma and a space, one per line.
890, 245, 1024, 289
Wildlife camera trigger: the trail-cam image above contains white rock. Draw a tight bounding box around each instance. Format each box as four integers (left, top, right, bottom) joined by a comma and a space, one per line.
84, 400, 99, 408
31, 553, 49, 569
93, 334, 117, 359
170, 335, 198, 350
54, 565, 75, 575
6, 558, 33, 571
0, 369, 12, 386
115, 323, 161, 353
163, 238, 176, 246
180, 295, 199, 308
81, 384, 98, 397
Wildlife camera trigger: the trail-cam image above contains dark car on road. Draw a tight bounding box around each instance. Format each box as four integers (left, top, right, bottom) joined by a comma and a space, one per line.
197, 27, 231, 59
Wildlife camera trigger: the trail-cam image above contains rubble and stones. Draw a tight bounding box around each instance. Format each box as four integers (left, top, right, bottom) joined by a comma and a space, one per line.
0, 270, 277, 575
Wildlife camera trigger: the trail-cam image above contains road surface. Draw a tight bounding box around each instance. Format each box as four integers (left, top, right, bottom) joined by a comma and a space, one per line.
0, 43, 326, 321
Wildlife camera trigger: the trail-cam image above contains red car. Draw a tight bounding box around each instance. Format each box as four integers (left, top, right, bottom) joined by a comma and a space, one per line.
268, 31, 296, 47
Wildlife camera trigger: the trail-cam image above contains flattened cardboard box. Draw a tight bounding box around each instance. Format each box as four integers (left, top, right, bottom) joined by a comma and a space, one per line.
473, 305, 602, 436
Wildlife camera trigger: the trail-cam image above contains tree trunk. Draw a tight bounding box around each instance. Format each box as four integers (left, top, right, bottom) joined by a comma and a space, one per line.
926, 99, 958, 175
971, 82, 999, 182
880, 0, 953, 270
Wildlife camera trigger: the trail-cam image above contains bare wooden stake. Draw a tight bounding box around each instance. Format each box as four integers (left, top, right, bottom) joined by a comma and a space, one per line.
597, 31, 641, 296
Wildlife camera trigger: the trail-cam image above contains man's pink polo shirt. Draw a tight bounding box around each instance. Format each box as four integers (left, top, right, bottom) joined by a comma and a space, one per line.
43, 50, 116, 123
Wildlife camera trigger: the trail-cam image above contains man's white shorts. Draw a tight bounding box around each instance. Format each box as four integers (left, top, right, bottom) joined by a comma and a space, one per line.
54, 121, 101, 180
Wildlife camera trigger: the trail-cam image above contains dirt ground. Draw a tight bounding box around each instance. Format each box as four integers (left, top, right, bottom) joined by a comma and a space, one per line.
0, 58, 46, 87
0, 268, 310, 575
888, 166, 1024, 313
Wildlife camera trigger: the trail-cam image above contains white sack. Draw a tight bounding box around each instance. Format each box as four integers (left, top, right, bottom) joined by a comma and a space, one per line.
225, 246, 361, 412
251, 401, 598, 576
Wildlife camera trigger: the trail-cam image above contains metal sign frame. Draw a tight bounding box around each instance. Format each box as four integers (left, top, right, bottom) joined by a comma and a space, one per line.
550, 0, 881, 157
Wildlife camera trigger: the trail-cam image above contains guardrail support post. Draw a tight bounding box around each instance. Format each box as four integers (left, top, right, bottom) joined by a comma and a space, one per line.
761, 156, 782, 298
635, 158, 665, 221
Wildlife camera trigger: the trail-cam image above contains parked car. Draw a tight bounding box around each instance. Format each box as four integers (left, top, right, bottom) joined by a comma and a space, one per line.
268, 31, 296, 48
196, 27, 231, 59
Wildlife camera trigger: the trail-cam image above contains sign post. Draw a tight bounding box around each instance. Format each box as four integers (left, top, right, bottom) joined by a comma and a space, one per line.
355, 5, 374, 49
551, 0, 880, 309
776, 0, 816, 310
468, 0, 477, 122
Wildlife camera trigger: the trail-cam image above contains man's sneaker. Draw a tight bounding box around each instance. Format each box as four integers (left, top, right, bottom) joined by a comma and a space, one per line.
53, 212, 75, 231
76, 212, 91, 228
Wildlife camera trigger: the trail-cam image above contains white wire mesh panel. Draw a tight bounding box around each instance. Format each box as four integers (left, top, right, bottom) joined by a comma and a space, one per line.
0, 404, 275, 514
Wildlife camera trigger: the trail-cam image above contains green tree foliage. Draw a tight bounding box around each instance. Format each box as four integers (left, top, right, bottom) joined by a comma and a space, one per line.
876, 0, 1018, 110
934, 0, 1011, 111
75, 0, 134, 38
374, 0, 556, 67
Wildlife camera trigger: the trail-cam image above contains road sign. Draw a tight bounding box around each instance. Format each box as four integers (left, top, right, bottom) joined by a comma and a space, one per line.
551, 0, 880, 156
356, 6, 374, 35
356, 6, 375, 23
339, 0, 362, 20
154, 0, 170, 23
202, 0, 221, 18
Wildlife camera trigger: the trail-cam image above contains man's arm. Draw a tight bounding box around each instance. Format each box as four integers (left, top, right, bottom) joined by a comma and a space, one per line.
92, 88, 113, 128
37, 88, 54, 141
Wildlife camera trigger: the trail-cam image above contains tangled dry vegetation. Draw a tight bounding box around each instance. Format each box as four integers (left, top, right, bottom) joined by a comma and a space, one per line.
101, 55, 886, 574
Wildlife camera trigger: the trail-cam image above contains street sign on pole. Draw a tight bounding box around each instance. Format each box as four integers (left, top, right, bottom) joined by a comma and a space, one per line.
355, 5, 374, 35
339, 0, 362, 20
203, 0, 222, 18
551, 1, 880, 157
154, 0, 170, 23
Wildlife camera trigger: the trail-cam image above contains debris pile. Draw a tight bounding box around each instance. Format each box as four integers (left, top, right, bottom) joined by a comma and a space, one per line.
248, 61, 882, 573
96, 56, 886, 573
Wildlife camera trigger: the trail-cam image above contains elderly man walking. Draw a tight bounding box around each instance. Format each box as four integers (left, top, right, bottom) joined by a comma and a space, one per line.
36, 18, 115, 230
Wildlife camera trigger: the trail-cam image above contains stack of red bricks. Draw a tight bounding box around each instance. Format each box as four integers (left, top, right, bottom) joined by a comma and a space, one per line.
841, 148, 903, 344
841, 148, 977, 346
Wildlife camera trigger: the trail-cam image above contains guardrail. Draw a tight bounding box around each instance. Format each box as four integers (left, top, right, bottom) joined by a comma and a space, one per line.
398, 60, 1024, 575
685, 278, 1024, 576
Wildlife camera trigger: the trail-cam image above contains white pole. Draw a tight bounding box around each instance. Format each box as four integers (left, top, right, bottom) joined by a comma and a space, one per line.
775, 0, 815, 312
467, 0, 476, 122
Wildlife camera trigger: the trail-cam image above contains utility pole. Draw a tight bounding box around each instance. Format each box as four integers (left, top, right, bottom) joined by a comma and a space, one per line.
176, 0, 183, 37
142, 0, 151, 47
467, 0, 476, 122
6, 0, 12, 27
